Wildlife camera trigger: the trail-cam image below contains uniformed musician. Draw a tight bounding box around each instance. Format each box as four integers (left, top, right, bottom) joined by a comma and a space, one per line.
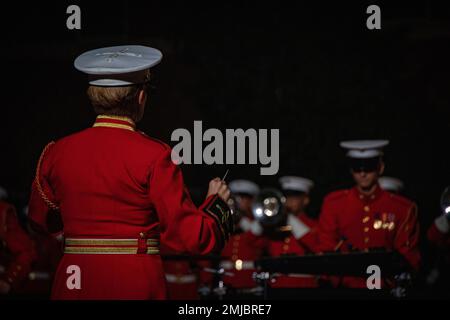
317, 140, 420, 288
266, 176, 319, 288
0, 188, 37, 295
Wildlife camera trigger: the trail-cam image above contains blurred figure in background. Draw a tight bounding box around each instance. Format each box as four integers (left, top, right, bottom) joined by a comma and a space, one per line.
265, 176, 319, 289
17, 206, 62, 298
379, 176, 404, 194
0, 186, 37, 296
317, 140, 420, 288
161, 251, 202, 300
426, 189, 450, 294
217, 179, 265, 297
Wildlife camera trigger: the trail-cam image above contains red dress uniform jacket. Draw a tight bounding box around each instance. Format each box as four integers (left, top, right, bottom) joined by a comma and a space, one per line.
267, 213, 319, 288
220, 217, 266, 290
161, 244, 200, 300
28, 115, 224, 300
317, 185, 420, 288
17, 231, 62, 296
0, 201, 37, 292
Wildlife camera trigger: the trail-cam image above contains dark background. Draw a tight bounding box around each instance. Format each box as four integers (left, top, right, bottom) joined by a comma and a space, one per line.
1, 1, 449, 246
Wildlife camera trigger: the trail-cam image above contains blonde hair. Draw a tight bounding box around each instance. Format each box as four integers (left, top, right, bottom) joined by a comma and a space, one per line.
87, 85, 142, 121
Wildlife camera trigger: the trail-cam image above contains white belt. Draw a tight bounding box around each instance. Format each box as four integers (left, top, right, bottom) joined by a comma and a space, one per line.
165, 274, 197, 284
273, 273, 315, 278
0, 265, 50, 280
220, 260, 255, 271
28, 271, 51, 280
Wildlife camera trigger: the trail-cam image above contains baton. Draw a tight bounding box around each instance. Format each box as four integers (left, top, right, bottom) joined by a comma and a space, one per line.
221, 169, 230, 182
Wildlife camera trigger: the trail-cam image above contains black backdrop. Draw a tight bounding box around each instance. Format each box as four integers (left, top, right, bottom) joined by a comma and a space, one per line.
1, 1, 449, 244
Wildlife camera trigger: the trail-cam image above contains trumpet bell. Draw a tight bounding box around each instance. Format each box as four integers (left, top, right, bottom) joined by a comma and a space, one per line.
252, 188, 286, 227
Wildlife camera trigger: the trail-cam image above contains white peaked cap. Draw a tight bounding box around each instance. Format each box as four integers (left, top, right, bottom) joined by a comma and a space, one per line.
279, 176, 314, 194
379, 176, 404, 192
229, 180, 260, 196
74, 45, 163, 86
340, 140, 390, 159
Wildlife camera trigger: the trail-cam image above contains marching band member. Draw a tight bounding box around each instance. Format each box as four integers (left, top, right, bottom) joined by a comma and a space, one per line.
219, 179, 264, 294
267, 176, 319, 288
17, 206, 62, 297
0, 188, 37, 295
317, 140, 420, 288
162, 241, 202, 300
379, 176, 404, 194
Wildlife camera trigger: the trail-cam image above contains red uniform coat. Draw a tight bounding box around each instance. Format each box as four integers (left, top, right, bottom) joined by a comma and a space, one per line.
161, 244, 200, 300
317, 185, 420, 288
28, 115, 224, 300
162, 260, 200, 300
0, 201, 37, 292
17, 231, 62, 296
267, 213, 319, 288
220, 217, 266, 289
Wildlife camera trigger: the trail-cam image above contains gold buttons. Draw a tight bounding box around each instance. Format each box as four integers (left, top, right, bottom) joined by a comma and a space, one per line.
284, 238, 291, 244
283, 245, 290, 251
139, 232, 145, 239
363, 216, 370, 223
364, 206, 370, 212
364, 237, 369, 244
373, 220, 382, 230
364, 227, 370, 233
235, 259, 243, 271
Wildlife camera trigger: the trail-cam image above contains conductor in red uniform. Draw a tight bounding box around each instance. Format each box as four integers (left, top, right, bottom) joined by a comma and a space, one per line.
27, 45, 233, 300
317, 140, 420, 288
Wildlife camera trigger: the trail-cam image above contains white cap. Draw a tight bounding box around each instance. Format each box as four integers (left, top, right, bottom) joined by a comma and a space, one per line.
379, 176, 404, 192
0, 186, 8, 200
74, 45, 163, 86
229, 180, 260, 196
279, 176, 314, 194
340, 140, 389, 159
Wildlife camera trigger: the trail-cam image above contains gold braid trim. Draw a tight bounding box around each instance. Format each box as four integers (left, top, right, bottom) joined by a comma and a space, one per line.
34, 142, 60, 211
